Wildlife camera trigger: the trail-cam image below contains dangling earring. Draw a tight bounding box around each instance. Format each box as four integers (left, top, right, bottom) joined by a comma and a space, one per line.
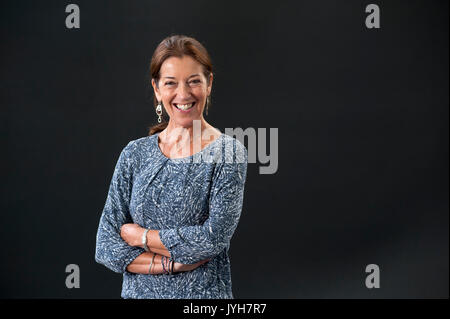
156, 101, 163, 123
205, 96, 210, 116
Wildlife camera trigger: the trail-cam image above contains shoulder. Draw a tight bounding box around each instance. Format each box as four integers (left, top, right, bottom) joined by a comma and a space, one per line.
211, 134, 248, 184
117, 135, 155, 171
122, 135, 154, 156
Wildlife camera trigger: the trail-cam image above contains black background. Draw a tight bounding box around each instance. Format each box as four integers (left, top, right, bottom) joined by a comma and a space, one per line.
1, 0, 448, 298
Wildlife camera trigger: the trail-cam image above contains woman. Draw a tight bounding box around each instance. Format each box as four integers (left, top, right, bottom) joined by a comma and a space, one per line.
95, 35, 248, 299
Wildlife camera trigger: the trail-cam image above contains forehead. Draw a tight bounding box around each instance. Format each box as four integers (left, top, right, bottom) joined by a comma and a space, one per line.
160, 56, 203, 77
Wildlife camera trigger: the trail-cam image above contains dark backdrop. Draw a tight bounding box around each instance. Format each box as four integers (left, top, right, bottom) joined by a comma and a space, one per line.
1, 0, 448, 298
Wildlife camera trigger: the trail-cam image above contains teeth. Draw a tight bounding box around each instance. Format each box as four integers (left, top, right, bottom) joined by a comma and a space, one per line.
175, 103, 194, 110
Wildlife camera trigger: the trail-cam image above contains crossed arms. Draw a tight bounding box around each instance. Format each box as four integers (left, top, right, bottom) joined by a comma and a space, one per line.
94, 140, 248, 275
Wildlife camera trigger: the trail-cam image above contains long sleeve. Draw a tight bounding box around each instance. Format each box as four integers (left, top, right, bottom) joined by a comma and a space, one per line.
95, 141, 144, 273
159, 146, 248, 264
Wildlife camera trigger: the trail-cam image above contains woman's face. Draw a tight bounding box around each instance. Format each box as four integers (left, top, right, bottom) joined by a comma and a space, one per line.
152, 55, 213, 128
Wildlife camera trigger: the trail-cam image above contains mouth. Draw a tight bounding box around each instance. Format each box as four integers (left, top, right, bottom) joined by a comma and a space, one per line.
173, 102, 196, 112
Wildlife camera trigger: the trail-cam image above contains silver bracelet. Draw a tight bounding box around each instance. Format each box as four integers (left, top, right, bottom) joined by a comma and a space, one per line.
148, 253, 156, 275
141, 228, 150, 252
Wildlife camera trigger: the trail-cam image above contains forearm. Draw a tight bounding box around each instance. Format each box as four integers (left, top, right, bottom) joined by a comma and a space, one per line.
121, 224, 213, 261
146, 230, 171, 257
126, 251, 169, 275
120, 224, 171, 258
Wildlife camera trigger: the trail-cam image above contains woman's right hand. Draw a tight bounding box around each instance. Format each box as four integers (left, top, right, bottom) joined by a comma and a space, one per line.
173, 259, 210, 273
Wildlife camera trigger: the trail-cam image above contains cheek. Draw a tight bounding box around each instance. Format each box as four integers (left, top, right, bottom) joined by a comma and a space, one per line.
162, 92, 172, 101
162, 94, 174, 109
192, 88, 207, 100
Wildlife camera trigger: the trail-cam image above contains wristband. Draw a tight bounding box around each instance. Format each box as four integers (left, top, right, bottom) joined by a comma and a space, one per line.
148, 253, 156, 275
171, 257, 175, 274
141, 228, 150, 252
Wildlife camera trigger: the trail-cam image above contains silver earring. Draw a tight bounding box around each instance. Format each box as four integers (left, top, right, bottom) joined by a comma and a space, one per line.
156, 101, 163, 123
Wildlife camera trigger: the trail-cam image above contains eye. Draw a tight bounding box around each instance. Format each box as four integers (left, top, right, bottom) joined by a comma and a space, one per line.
190, 79, 201, 84
165, 81, 175, 86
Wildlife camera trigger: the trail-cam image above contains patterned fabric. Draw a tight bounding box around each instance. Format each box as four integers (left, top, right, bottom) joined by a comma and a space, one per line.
95, 131, 248, 299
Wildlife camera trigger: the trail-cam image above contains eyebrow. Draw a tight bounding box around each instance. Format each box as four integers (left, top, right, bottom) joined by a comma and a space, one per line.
163, 74, 200, 79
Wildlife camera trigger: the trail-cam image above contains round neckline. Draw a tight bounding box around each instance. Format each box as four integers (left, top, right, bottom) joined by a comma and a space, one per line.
154, 131, 224, 161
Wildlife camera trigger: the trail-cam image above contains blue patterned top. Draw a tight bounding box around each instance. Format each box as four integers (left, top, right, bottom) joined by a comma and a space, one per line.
95, 131, 248, 299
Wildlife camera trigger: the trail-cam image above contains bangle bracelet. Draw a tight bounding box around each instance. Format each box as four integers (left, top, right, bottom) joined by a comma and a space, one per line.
161, 256, 166, 274
168, 258, 172, 275
141, 228, 150, 252
170, 257, 175, 274
164, 256, 169, 274
167, 257, 171, 275
165, 257, 169, 274
148, 253, 156, 275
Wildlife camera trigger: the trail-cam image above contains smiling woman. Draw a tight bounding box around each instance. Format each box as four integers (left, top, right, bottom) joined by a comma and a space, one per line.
149, 36, 214, 135
94, 35, 248, 299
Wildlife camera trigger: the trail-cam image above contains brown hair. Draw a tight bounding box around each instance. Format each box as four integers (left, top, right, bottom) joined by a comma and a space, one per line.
147, 35, 214, 135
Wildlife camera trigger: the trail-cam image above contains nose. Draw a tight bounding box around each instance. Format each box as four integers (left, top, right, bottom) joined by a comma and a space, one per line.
175, 82, 192, 100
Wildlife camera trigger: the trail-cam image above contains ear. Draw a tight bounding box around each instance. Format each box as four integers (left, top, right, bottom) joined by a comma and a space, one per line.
207, 73, 213, 96
151, 78, 161, 101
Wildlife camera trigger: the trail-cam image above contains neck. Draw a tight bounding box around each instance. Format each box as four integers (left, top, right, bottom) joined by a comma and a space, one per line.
162, 118, 212, 144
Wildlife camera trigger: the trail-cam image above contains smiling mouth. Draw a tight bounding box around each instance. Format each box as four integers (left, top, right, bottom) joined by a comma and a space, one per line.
173, 102, 195, 111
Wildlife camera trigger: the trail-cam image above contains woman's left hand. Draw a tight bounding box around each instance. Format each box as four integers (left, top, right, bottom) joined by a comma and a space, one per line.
120, 223, 145, 247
